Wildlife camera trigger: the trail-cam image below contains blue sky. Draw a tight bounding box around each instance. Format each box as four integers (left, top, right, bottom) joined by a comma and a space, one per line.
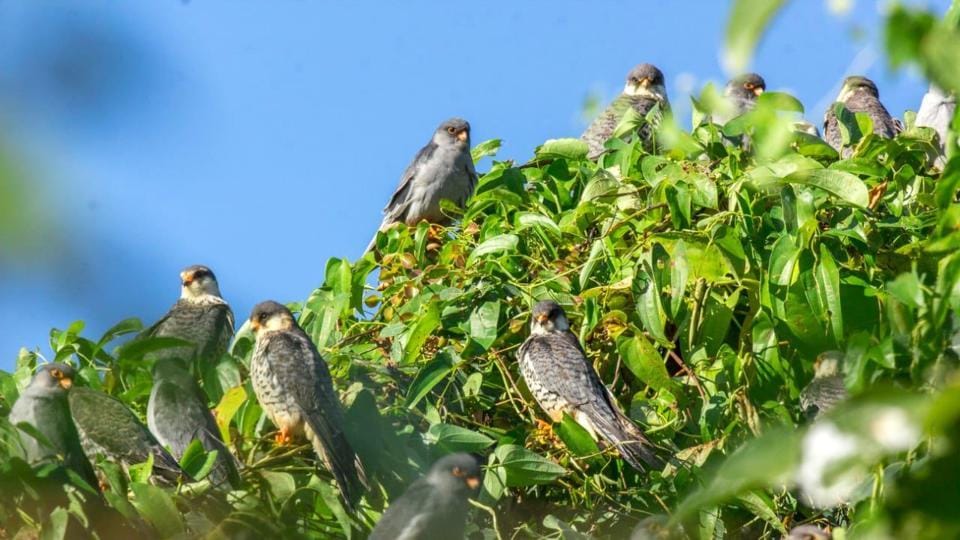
0, 0, 949, 370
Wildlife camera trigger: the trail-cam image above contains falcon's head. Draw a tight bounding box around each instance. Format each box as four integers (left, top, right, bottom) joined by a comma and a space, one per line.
623, 63, 667, 102
837, 76, 879, 103
249, 300, 296, 334
31, 363, 75, 393
180, 265, 222, 300
726, 73, 766, 101
426, 453, 483, 496
530, 300, 570, 334
433, 117, 471, 148
813, 351, 843, 379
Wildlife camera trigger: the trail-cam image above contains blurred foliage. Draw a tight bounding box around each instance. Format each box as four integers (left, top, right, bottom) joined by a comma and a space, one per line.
2, 2, 960, 539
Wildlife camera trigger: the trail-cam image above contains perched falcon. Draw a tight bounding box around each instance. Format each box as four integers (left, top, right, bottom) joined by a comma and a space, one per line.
366, 118, 478, 252
916, 84, 956, 168
140, 265, 234, 367
799, 351, 848, 420
8, 363, 98, 487
369, 453, 482, 540
823, 76, 901, 155
68, 385, 185, 484
518, 300, 660, 470
248, 301, 364, 507
713, 73, 765, 125
147, 359, 240, 488
581, 63, 670, 159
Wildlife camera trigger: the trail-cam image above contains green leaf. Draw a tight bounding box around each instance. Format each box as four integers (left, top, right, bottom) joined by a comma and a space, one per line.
755, 91, 804, 113
471, 138, 502, 163
128, 454, 154, 485
556, 413, 602, 460
405, 351, 454, 408
817, 244, 844, 344
617, 334, 673, 392
494, 444, 566, 487
426, 423, 495, 453
39, 507, 69, 540
260, 470, 296, 503
784, 168, 869, 208
635, 269, 668, 344
179, 439, 217, 481
515, 212, 562, 236
213, 385, 247, 445
735, 492, 787, 534
131, 483, 184, 538
401, 301, 442, 365
469, 300, 500, 350
723, 0, 787, 73
467, 234, 519, 265
535, 138, 589, 161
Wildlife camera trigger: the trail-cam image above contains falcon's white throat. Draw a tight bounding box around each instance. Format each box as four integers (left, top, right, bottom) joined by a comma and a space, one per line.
836, 85, 857, 104
624, 82, 666, 103
531, 314, 570, 335
262, 314, 294, 332
181, 276, 223, 303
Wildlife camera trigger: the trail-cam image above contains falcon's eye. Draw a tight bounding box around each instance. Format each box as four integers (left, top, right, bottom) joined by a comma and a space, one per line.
451, 466, 465, 477
744, 83, 754, 90
447, 126, 457, 134
50, 368, 62, 379
259, 312, 270, 323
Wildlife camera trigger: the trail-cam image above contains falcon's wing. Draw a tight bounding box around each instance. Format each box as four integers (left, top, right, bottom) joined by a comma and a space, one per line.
199, 303, 235, 363
139, 301, 182, 339
382, 141, 438, 225
69, 387, 185, 483
150, 377, 239, 487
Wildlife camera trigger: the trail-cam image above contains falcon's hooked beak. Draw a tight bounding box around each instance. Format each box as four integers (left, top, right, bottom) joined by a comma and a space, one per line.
456, 129, 469, 142
59, 377, 73, 390
180, 270, 195, 287
249, 320, 261, 333
752, 86, 764, 97
535, 313, 549, 325
465, 475, 481, 489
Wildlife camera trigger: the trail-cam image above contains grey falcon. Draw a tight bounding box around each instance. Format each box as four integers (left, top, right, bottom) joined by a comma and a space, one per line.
517, 300, 661, 471
823, 76, 901, 156
147, 358, 240, 488
366, 118, 478, 252
368, 453, 482, 540
248, 300, 365, 507
8, 363, 98, 488
581, 63, 670, 159
713, 72, 766, 125
139, 264, 234, 367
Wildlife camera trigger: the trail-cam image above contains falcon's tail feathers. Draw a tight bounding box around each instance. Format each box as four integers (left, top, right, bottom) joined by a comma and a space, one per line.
591, 407, 662, 471
301, 408, 366, 510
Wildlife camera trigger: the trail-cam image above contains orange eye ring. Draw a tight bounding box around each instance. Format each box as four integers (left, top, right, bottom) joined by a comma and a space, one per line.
50, 368, 63, 379
451, 466, 465, 477
446, 127, 456, 134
